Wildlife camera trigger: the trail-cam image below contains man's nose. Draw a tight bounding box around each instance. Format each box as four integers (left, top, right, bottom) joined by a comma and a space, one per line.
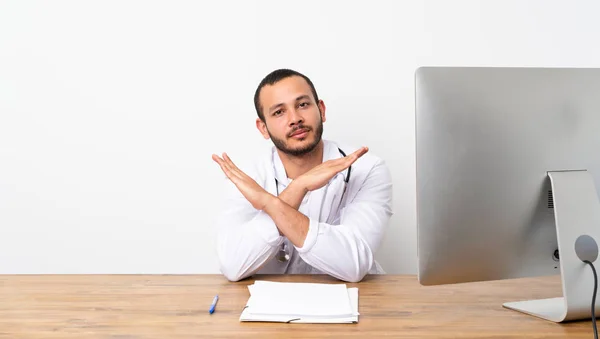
288, 108, 303, 125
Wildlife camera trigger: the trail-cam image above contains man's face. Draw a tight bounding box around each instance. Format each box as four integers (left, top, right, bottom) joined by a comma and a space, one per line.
256, 76, 326, 156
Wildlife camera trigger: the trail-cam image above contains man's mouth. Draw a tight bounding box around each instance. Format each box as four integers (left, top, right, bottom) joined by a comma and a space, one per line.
289, 128, 310, 138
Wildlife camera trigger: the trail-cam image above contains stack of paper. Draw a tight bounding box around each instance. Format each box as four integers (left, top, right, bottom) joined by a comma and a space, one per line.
239, 280, 359, 323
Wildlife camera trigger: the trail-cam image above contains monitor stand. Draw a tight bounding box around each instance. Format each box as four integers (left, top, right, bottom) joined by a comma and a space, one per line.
502, 170, 600, 322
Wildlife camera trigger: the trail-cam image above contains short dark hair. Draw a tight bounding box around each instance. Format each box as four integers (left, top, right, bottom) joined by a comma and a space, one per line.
253, 69, 320, 121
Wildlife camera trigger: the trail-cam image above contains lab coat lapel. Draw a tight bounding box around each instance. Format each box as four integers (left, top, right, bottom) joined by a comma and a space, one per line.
271, 149, 289, 193
307, 141, 345, 224
258, 148, 279, 197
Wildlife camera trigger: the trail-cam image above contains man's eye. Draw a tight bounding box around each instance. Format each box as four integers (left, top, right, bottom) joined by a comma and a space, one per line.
273, 110, 283, 116
299, 102, 309, 108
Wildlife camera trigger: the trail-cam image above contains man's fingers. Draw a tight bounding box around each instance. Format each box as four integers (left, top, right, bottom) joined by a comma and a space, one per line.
345, 146, 368, 164
217, 159, 234, 179
212, 154, 229, 172
223, 153, 238, 169
332, 146, 368, 166
223, 153, 253, 180
222, 153, 243, 176
221, 153, 251, 183
322, 146, 369, 174
213, 153, 240, 182
351, 146, 369, 159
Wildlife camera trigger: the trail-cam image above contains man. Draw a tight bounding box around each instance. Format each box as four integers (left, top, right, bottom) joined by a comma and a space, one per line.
212, 69, 393, 282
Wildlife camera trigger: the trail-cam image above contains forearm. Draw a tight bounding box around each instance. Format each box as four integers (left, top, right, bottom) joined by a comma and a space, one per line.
268, 179, 308, 236
262, 195, 310, 248
277, 179, 308, 209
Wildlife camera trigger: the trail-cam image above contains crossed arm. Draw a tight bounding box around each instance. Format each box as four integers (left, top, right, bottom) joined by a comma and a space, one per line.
213, 147, 392, 282
212, 148, 367, 248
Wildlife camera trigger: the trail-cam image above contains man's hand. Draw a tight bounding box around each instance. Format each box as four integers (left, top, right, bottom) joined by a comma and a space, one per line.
213, 152, 308, 246
212, 153, 273, 211
296, 146, 368, 192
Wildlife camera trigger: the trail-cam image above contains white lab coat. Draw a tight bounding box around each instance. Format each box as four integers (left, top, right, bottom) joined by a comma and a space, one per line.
215, 139, 394, 282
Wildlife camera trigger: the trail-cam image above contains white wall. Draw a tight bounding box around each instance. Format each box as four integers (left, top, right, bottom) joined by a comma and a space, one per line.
1, 0, 600, 274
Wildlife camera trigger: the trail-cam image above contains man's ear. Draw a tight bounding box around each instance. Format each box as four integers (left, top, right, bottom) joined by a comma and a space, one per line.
256, 118, 270, 139
318, 100, 327, 123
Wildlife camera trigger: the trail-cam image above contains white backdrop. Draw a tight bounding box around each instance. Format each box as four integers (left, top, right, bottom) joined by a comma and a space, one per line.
1, 0, 600, 274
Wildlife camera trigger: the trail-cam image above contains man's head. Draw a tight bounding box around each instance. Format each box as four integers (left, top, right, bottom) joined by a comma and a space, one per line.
254, 69, 326, 157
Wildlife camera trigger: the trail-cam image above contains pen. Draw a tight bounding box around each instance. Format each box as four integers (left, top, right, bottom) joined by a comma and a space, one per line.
209, 295, 219, 314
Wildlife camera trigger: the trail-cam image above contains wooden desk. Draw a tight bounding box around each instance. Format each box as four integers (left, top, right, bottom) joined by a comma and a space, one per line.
0, 274, 595, 338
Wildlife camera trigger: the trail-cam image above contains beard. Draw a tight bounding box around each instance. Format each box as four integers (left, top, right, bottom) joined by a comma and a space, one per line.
268, 117, 324, 157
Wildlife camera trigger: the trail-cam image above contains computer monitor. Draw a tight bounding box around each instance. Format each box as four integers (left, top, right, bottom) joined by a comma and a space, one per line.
415, 66, 600, 323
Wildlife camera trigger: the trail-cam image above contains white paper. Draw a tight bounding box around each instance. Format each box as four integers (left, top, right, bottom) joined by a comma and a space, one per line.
239, 280, 359, 324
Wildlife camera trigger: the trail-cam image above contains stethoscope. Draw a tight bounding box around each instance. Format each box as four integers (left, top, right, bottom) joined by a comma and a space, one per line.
274, 147, 351, 262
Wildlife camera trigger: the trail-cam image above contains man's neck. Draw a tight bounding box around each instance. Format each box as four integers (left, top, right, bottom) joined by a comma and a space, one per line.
277, 141, 324, 180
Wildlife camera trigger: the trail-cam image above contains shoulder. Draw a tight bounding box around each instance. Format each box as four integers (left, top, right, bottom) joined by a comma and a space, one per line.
328, 139, 392, 195
327, 139, 393, 206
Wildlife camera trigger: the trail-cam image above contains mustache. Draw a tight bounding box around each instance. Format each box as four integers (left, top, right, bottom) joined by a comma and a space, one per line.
288, 125, 311, 137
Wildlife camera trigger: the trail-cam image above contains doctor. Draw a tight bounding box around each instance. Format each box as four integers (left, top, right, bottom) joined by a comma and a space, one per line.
212, 69, 393, 282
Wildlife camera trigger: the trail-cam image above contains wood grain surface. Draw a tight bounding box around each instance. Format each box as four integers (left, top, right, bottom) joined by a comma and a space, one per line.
0, 274, 595, 338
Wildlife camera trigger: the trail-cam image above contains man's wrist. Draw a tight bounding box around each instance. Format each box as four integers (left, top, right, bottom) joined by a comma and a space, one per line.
262, 194, 309, 247
277, 178, 308, 210
260, 193, 280, 211
261, 195, 285, 236
288, 177, 309, 195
